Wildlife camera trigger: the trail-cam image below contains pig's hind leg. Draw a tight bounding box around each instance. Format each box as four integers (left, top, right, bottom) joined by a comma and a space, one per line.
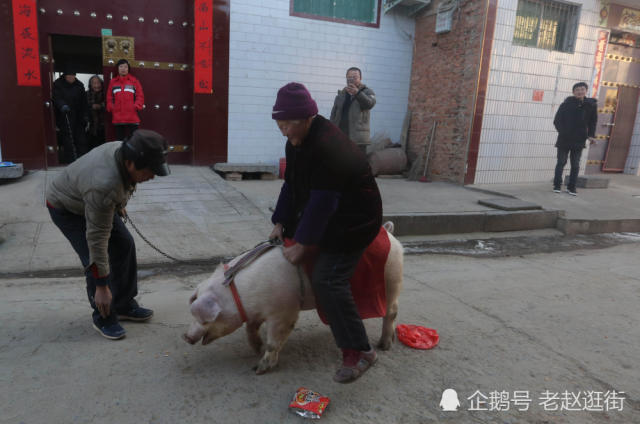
378, 241, 404, 351
255, 314, 298, 375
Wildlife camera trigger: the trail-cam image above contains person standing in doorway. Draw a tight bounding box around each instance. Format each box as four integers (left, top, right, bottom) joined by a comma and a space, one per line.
86, 75, 106, 150
330, 67, 376, 153
52, 68, 89, 163
107, 59, 144, 140
553, 82, 598, 196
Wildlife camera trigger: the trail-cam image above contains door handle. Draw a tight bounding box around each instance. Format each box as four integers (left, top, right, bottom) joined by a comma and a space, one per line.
44, 101, 51, 108
602, 123, 615, 127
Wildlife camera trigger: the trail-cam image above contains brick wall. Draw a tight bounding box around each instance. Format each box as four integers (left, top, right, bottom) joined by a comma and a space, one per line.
407, 1, 487, 183
228, 0, 415, 164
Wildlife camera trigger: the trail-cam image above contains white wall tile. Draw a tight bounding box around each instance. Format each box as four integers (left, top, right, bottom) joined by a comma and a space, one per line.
227, 1, 415, 164
478, 0, 603, 183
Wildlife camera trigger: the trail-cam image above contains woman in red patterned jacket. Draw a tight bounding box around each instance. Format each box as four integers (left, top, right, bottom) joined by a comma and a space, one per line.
107, 59, 144, 140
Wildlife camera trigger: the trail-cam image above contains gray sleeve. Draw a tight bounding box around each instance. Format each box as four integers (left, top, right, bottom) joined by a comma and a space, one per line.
330, 92, 340, 124
355, 87, 376, 110
84, 190, 116, 277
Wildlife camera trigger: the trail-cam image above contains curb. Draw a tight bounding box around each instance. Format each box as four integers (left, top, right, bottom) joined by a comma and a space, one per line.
558, 218, 640, 235
384, 209, 561, 236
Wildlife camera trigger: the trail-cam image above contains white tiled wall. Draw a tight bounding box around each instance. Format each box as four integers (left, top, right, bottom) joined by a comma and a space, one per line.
475, 0, 602, 184
624, 106, 640, 176
227, 0, 415, 164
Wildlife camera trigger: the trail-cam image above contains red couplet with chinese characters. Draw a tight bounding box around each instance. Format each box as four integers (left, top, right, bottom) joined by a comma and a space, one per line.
194, 0, 213, 94
12, 0, 41, 86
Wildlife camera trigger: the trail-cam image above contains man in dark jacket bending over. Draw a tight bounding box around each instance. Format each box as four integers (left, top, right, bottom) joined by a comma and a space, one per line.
269, 82, 382, 383
553, 82, 598, 196
46, 130, 170, 340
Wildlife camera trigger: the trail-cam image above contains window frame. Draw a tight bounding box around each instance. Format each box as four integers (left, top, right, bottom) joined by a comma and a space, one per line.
512, 0, 581, 53
289, 0, 382, 28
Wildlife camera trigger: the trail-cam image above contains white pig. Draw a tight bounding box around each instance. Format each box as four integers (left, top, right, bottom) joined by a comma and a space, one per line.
183, 222, 403, 375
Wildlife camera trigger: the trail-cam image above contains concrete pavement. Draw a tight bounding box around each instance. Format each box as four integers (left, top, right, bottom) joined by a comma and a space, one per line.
1, 242, 638, 423
1, 166, 639, 275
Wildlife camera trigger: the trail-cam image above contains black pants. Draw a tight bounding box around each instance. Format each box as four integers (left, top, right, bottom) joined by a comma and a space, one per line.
311, 249, 370, 352
47, 205, 138, 326
87, 126, 106, 151
115, 124, 139, 141
58, 123, 88, 163
554, 147, 582, 191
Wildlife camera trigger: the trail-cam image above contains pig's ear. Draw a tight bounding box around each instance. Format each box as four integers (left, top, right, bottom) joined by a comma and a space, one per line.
191, 295, 222, 324
189, 289, 198, 305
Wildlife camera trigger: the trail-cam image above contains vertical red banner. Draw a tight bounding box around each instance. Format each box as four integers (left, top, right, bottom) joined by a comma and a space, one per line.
590, 30, 609, 98
12, 0, 41, 86
194, 0, 213, 94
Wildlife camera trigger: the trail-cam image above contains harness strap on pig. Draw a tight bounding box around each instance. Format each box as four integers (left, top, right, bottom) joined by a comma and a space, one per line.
222, 241, 277, 287
221, 239, 307, 323
223, 263, 249, 323
222, 240, 282, 323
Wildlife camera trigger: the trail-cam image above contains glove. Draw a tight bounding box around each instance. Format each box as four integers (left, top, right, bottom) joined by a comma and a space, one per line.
61, 105, 71, 113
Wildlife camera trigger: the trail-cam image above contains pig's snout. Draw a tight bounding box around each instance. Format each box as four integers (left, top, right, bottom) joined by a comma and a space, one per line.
183, 322, 206, 345
182, 333, 198, 344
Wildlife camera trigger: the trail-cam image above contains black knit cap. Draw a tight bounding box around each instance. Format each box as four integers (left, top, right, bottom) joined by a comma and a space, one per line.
124, 130, 170, 176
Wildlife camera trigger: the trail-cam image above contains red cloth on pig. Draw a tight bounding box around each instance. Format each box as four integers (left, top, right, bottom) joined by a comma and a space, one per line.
285, 226, 390, 324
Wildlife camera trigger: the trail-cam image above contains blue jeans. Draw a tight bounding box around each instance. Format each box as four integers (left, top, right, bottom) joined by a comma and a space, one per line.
47, 205, 138, 325
554, 147, 582, 191
311, 248, 370, 352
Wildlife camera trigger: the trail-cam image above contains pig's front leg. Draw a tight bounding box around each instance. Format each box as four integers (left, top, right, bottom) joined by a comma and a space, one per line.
255, 315, 298, 375
246, 320, 264, 354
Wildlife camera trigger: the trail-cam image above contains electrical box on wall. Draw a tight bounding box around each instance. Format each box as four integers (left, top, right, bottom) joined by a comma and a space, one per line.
435, 0, 456, 34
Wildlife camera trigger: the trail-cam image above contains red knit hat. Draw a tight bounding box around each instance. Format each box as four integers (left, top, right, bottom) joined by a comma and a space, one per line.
272, 82, 318, 120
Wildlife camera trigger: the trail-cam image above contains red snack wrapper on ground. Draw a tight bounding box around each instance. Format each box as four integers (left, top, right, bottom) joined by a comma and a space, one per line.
289, 387, 330, 419
396, 324, 439, 349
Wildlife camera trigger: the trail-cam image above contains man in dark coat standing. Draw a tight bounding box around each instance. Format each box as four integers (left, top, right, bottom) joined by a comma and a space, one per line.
553, 82, 598, 195
270, 82, 382, 383
52, 69, 89, 163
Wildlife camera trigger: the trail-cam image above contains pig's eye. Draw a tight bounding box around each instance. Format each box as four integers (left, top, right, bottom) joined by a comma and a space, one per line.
189, 292, 198, 305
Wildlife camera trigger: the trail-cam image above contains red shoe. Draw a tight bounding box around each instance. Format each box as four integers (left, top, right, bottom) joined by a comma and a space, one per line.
333, 348, 377, 383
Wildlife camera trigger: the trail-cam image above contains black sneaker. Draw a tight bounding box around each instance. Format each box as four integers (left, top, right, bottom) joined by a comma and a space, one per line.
566, 189, 577, 196
553, 187, 561, 193
93, 322, 126, 340
117, 306, 154, 322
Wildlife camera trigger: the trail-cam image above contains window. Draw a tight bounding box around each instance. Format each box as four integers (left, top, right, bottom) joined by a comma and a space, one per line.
290, 0, 381, 27
513, 0, 580, 53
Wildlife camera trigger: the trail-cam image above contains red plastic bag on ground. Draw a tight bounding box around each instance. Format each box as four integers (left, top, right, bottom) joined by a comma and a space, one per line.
289, 387, 330, 419
396, 324, 439, 349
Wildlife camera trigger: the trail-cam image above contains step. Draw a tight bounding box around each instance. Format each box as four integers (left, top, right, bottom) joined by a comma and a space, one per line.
211, 163, 278, 181
0, 163, 24, 179
563, 175, 609, 188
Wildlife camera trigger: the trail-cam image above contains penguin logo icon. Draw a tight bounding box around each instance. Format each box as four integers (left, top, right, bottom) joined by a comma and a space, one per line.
439, 389, 460, 411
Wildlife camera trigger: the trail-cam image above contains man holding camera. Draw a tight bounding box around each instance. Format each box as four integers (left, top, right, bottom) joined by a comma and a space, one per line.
330, 67, 376, 153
